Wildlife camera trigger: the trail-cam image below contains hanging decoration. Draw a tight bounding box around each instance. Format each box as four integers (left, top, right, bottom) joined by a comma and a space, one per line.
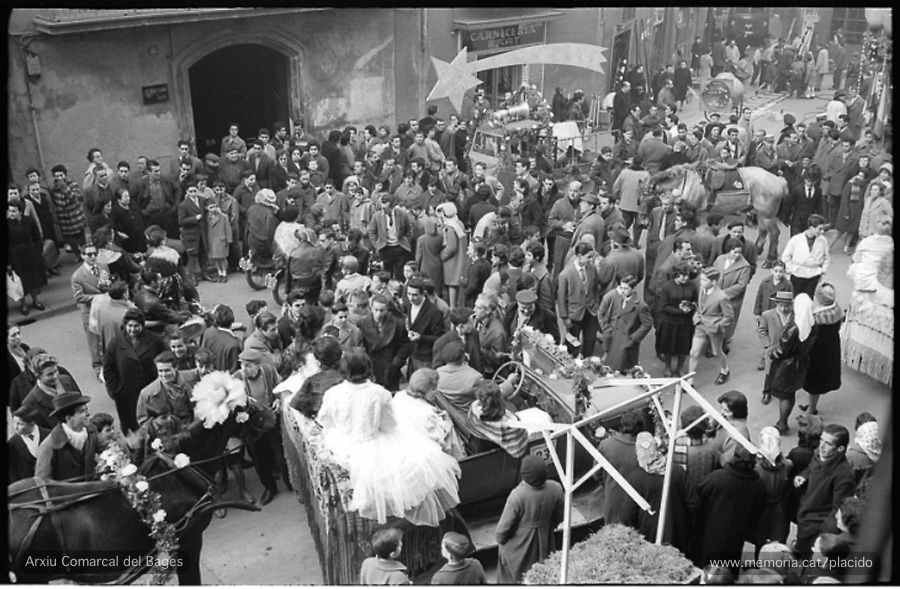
428, 44, 607, 113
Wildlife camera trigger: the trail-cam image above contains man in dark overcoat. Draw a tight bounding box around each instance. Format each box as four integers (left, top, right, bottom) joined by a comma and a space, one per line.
358, 294, 410, 391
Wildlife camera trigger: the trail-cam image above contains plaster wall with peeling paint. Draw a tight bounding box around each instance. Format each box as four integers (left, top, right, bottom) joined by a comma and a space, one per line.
7, 8, 705, 181
8, 9, 409, 181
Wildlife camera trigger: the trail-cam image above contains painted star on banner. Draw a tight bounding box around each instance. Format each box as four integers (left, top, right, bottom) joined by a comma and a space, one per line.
427, 47, 482, 112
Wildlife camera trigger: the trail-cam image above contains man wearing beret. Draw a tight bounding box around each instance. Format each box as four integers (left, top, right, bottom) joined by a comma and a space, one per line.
503, 289, 560, 344
233, 347, 283, 506
35, 392, 99, 481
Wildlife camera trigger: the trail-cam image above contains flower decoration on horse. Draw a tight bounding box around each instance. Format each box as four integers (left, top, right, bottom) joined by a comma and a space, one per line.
95, 445, 191, 584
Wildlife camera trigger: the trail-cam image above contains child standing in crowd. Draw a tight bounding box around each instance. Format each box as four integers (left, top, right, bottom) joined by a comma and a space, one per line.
359, 528, 411, 585
206, 200, 233, 282
430, 532, 486, 585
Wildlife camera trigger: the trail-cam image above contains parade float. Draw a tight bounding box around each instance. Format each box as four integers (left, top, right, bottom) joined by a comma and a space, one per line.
843, 238, 894, 387
279, 325, 756, 583
840, 9, 893, 387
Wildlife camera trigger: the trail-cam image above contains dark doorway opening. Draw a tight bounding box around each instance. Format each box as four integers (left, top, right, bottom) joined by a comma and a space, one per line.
189, 44, 290, 158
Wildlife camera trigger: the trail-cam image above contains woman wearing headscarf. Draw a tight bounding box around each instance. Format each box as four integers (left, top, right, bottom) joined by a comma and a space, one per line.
857, 164, 893, 238
767, 293, 817, 435
800, 283, 843, 416
246, 188, 280, 260
694, 446, 768, 567
845, 420, 881, 486
753, 426, 793, 549
495, 455, 565, 584
436, 201, 468, 308
414, 214, 444, 295
622, 431, 694, 554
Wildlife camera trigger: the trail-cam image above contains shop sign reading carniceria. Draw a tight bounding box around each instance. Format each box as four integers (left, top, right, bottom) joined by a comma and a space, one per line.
462, 22, 545, 53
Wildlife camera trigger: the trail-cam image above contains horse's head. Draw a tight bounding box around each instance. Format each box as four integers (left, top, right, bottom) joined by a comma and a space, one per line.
141, 451, 259, 532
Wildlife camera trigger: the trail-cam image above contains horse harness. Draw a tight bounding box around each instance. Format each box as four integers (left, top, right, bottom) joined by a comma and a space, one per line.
9, 457, 220, 584
9, 477, 110, 575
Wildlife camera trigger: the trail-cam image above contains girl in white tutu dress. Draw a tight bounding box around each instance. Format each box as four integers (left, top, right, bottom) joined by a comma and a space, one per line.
316, 348, 461, 526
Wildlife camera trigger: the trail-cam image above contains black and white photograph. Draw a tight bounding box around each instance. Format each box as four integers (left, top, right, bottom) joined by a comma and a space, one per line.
6, 6, 893, 585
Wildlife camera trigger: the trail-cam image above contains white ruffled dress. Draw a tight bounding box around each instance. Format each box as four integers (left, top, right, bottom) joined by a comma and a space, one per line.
317, 380, 461, 526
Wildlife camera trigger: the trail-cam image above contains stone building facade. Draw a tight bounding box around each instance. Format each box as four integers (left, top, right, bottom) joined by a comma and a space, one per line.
8, 8, 708, 179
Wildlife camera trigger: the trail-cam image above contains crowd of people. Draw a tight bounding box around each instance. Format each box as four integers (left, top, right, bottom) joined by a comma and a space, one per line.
5, 41, 891, 583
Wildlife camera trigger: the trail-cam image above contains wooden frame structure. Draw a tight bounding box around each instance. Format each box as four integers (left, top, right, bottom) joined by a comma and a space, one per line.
529, 374, 758, 584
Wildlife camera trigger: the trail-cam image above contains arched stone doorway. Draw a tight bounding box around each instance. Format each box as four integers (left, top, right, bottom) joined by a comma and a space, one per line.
170, 30, 305, 156
189, 44, 289, 157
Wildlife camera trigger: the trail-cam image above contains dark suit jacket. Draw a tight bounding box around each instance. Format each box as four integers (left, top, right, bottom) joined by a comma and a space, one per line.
7, 344, 30, 385
556, 262, 599, 322
368, 209, 413, 252
637, 138, 672, 174
8, 427, 50, 483
570, 212, 606, 255
597, 247, 644, 296
201, 326, 243, 374
503, 304, 560, 344
407, 299, 447, 363
177, 196, 204, 253
248, 153, 277, 190
825, 152, 859, 197
103, 329, 167, 404
431, 330, 483, 373
358, 315, 410, 390
136, 176, 178, 214
783, 184, 824, 229
82, 183, 116, 217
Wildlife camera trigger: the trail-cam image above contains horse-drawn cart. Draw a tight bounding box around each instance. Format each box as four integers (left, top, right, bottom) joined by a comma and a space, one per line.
279, 328, 666, 584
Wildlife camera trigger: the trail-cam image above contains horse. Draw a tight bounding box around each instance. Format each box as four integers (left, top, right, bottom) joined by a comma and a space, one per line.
8, 450, 258, 584
642, 163, 788, 264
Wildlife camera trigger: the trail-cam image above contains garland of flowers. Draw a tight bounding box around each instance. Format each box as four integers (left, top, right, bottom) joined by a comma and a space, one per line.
96, 443, 191, 584
515, 326, 652, 442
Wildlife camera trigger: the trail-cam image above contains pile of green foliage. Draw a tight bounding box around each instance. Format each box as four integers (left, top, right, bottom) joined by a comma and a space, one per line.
524, 524, 698, 584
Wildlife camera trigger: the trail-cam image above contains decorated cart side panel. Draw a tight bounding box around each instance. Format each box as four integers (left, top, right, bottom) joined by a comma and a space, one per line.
279, 325, 669, 579
281, 403, 464, 585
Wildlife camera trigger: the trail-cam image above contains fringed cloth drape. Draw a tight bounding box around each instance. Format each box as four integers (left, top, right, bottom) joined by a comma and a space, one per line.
281, 397, 464, 584
841, 289, 893, 387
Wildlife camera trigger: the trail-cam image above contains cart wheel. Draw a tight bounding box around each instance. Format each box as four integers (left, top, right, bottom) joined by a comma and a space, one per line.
493, 361, 526, 399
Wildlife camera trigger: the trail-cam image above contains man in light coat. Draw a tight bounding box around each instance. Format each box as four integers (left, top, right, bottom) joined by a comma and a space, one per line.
815, 45, 830, 92
71, 243, 109, 380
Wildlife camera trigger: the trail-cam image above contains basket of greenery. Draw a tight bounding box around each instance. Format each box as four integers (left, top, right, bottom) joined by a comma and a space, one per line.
523, 524, 700, 584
